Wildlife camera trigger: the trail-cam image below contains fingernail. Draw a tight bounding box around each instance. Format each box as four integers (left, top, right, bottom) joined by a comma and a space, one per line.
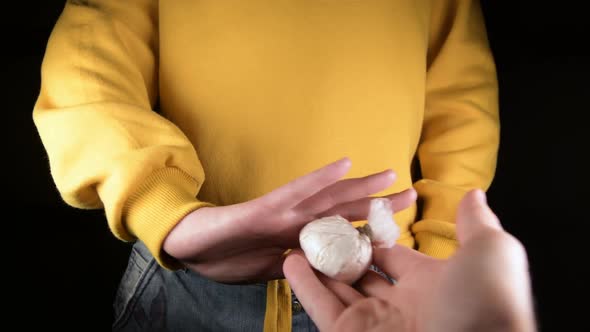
475, 189, 487, 204
382, 169, 396, 179
339, 157, 352, 167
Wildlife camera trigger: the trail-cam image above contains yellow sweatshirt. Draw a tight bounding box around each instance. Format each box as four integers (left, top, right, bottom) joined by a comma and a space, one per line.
33, 0, 499, 331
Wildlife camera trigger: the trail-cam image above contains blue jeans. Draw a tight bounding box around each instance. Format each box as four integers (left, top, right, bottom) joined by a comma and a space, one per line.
112, 241, 319, 331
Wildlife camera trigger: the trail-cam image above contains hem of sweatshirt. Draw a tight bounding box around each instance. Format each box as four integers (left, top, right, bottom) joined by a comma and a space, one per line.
124, 167, 214, 270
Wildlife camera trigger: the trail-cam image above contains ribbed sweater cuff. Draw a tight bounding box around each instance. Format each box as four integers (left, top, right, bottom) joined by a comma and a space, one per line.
412, 219, 458, 259
124, 167, 213, 270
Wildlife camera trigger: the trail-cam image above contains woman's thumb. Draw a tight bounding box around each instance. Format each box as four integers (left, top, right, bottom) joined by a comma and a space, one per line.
456, 189, 503, 244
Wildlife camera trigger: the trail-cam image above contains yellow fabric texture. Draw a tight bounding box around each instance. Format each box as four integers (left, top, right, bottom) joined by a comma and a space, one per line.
264, 280, 293, 332
33, 1, 498, 331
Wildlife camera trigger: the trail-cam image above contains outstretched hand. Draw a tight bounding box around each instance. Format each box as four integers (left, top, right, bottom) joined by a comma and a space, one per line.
284, 190, 536, 332
164, 158, 417, 283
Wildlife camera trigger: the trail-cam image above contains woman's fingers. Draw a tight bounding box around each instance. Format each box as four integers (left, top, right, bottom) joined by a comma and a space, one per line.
319, 274, 365, 306
283, 250, 346, 332
294, 169, 396, 217
372, 245, 433, 281
355, 270, 393, 299
261, 157, 352, 210
318, 188, 417, 221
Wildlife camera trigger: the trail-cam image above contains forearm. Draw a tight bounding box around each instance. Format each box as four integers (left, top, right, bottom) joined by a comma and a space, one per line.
458, 308, 536, 332
162, 205, 225, 262
162, 202, 251, 263
413, 0, 499, 258
503, 311, 537, 332
33, 0, 209, 269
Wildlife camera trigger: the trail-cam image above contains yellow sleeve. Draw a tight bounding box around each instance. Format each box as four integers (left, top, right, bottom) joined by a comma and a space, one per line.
32, 0, 212, 269
412, 0, 500, 258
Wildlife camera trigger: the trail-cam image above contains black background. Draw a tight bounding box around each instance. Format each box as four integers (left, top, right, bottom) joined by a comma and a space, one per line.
5, 1, 587, 331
